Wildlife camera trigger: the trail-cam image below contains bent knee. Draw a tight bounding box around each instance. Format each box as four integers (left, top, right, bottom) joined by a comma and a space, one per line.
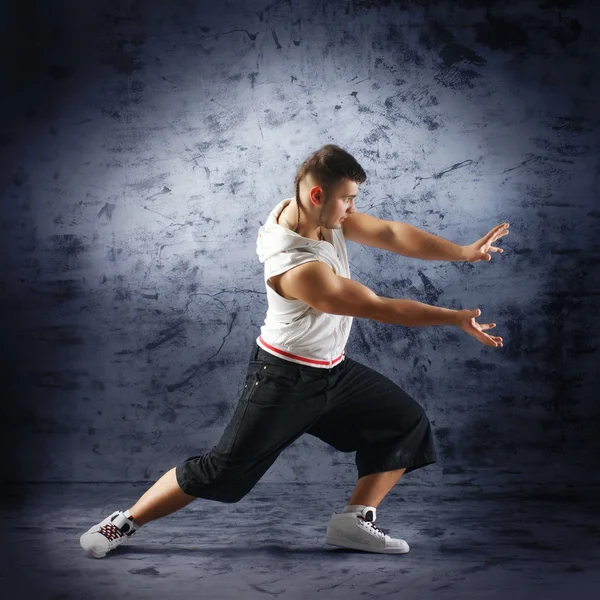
177, 455, 255, 503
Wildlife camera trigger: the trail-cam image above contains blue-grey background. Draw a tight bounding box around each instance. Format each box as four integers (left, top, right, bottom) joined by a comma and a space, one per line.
1, 0, 599, 489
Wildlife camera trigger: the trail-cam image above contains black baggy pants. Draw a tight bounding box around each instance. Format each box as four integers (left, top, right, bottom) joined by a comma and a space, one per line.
175, 344, 436, 502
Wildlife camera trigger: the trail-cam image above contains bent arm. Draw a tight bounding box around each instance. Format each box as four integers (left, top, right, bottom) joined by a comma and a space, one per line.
281, 262, 459, 327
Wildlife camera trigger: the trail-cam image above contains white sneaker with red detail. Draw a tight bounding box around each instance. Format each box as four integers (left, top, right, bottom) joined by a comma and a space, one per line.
325, 506, 410, 554
80, 510, 140, 558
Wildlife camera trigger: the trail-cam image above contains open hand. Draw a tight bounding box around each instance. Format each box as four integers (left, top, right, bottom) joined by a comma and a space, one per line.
462, 223, 509, 263
456, 309, 503, 348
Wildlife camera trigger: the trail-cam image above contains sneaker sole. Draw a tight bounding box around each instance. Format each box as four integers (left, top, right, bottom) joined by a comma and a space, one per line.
325, 533, 409, 554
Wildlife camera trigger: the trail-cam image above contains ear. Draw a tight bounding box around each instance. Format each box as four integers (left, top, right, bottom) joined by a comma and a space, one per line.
309, 185, 327, 206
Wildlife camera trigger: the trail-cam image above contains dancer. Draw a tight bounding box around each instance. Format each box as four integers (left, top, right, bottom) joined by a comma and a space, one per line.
80, 144, 509, 557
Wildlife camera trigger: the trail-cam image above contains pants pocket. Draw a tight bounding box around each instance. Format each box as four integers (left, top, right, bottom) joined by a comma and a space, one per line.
215, 366, 261, 456
256, 363, 301, 389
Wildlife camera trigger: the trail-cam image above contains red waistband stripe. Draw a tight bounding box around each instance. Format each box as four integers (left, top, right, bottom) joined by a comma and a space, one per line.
257, 336, 345, 367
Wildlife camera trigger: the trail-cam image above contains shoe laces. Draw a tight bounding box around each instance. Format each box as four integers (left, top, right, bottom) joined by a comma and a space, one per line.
98, 522, 127, 542
358, 515, 389, 538
98, 513, 136, 541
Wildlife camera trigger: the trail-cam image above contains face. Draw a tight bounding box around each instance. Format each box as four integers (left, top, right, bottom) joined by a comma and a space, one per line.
316, 178, 359, 229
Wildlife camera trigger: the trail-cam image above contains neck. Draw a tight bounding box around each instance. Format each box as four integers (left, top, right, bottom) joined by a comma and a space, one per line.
284, 198, 324, 241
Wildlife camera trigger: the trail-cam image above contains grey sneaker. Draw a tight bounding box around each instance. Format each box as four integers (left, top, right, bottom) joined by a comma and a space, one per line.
325, 506, 409, 554
80, 510, 140, 558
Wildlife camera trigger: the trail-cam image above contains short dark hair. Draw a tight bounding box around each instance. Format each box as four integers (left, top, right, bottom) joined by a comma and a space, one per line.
294, 144, 367, 206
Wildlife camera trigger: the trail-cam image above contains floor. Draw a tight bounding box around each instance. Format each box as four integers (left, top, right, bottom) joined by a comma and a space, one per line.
1, 481, 599, 600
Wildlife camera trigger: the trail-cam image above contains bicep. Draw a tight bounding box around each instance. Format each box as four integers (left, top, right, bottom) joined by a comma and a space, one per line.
281, 261, 383, 319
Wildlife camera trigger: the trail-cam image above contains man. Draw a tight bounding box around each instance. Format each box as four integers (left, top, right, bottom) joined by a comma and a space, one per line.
80, 144, 509, 557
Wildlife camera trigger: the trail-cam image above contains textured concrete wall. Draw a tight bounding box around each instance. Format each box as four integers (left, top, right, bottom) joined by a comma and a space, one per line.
1, 0, 598, 486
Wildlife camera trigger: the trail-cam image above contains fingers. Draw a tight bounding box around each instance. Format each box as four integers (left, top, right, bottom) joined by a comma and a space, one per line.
479, 334, 498, 347
465, 313, 504, 346
485, 222, 508, 240
484, 334, 503, 347
493, 227, 510, 241
474, 322, 504, 347
486, 223, 510, 243
481, 335, 503, 347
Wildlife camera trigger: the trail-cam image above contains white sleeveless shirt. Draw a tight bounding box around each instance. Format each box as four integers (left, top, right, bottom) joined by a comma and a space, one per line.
255, 197, 353, 368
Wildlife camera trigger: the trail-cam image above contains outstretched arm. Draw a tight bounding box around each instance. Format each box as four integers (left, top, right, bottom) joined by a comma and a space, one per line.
342, 212, 509, 263
278, 261, 504, 347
